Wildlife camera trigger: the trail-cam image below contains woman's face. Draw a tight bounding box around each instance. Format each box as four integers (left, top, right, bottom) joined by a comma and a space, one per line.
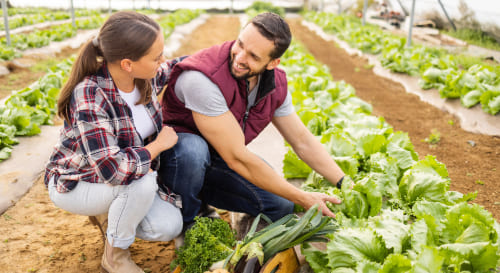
130, 31, 165, 79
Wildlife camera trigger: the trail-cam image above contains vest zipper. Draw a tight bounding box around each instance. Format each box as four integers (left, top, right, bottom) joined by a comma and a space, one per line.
242, 81, 250, 133
241, 78, 276, 134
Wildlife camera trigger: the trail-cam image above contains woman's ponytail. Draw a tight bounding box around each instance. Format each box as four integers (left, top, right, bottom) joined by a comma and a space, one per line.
57, 38, 102, 123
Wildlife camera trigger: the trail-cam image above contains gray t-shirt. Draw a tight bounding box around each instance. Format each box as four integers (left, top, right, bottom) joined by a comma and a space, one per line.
174, 70, 294, 117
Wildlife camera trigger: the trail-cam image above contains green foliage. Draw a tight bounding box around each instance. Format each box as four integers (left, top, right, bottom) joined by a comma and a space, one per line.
445, 28, 500, 51
171, 217, 236, 273
157, 9, 204, 39
305, 11, 500, 116
225, 205, 337, 271
0, 10, 100, 30
422, 129, 441, 145
245, 1, 285, 18
281, 41, 500, 272
0, 15, 105, 60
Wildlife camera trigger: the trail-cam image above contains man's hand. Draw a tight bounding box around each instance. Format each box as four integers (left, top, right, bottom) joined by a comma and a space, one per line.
301, 191, 341, 218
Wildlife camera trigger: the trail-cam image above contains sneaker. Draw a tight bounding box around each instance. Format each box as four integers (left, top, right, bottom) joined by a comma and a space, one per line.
198, 203, 221, 219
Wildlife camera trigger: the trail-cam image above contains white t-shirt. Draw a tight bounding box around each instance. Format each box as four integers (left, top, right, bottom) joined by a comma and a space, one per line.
118, 86, 156, 139
174, 70, 294, 117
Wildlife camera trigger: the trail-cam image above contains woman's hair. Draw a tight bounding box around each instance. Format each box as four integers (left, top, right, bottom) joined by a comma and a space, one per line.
57, 11, 161, 123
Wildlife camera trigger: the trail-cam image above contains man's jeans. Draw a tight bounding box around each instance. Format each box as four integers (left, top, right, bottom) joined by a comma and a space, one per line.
158, 133, 294, 224
48, 172, 183, 249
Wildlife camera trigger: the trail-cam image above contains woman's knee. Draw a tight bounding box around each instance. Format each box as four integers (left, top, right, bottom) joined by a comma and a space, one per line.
153, 210, 183, 241
138, 200, 183, 241
129, 172, 158, 200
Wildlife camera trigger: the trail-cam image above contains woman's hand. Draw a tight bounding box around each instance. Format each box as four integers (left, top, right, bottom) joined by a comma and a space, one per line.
145, 126, 178, 159
154, 125, 178, 151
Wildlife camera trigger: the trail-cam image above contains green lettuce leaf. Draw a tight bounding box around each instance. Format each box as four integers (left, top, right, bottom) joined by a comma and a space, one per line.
326, 228, 388, 269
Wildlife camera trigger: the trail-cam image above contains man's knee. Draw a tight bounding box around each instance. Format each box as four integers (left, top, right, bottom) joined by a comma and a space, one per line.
175, 133, 210, 167
264, 198, 295, 222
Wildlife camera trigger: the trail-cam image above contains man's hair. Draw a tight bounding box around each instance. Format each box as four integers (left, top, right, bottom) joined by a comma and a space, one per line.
249, 12, 291, 59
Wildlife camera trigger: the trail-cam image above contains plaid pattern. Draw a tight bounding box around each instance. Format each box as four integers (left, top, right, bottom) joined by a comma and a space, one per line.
157, 184, 183, 208
45, 58, 182, 193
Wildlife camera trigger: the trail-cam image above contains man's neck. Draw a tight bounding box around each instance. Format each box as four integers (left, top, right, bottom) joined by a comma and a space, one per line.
247, 75, 259, 93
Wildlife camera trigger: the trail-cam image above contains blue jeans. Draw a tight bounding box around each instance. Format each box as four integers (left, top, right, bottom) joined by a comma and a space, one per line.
158, 133, 294, 224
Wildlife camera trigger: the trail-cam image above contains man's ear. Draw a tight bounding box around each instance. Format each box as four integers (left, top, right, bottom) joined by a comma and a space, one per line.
120, 59, 133, 73
266, 58, 280, 70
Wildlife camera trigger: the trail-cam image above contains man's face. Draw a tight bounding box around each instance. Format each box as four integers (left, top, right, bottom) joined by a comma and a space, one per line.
229, 23, 279, 81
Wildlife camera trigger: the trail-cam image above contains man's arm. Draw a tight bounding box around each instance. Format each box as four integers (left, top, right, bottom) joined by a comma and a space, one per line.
192, 111, 341, 217
272, 113, 345, 185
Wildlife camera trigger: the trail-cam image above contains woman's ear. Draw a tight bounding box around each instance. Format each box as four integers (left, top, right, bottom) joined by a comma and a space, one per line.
120, 59, 133, 73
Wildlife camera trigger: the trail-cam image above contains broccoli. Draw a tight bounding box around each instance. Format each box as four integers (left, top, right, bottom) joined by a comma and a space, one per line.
171, 216, 236, 273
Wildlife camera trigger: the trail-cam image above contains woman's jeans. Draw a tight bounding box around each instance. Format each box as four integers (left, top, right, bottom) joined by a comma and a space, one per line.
48, 172, 183, 249
158, 133, 294, 224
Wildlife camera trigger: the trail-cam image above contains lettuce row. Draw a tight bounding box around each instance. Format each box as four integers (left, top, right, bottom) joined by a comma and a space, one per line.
304, 12, 500, 115
280, 42, 500, 272
0, 10, 100, 31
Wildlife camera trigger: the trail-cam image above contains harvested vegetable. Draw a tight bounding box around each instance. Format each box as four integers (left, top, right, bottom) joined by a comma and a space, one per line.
171, 217, 236, 273
225, 204, 337, 271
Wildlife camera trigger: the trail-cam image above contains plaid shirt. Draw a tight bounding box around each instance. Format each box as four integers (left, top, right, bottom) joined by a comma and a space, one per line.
45, 58, 181, 193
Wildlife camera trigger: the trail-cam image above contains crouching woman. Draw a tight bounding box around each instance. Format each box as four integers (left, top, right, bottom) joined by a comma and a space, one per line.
44, 11, 183, 273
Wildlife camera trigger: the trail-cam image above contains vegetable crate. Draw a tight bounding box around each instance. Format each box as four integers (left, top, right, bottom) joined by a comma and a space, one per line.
172, 247, 299, 273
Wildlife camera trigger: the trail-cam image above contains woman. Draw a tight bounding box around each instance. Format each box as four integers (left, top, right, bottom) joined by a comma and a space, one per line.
44, 11, 182, 273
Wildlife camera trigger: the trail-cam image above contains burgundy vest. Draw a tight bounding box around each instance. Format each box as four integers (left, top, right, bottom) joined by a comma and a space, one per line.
162, 40, 288, 145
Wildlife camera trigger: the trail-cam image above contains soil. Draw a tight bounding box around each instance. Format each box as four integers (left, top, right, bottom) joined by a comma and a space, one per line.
0, 14, 499, 273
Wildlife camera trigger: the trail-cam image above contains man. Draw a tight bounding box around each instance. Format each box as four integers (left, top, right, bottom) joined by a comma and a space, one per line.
159, 12, 345, 225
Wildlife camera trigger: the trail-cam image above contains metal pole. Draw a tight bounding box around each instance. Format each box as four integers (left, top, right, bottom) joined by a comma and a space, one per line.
338, 0, 341, 15
147, 0, 151, 10
395, 0, 408, 16
1, 0, 10, 46
108, 0, 112, 14
230, 0, 233, 14
362, 0, 368, 26
406, 0, 416, 47
437, 0, 456, 31
70, 0, 76, 28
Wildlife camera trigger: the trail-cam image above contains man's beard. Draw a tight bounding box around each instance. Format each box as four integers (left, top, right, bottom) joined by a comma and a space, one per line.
229, 56, 267, 80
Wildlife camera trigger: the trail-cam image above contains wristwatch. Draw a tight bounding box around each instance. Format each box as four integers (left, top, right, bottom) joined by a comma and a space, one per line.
336, 176, 344, 189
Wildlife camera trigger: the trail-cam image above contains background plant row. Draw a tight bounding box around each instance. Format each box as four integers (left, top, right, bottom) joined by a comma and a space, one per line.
304, 12, 500, 116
